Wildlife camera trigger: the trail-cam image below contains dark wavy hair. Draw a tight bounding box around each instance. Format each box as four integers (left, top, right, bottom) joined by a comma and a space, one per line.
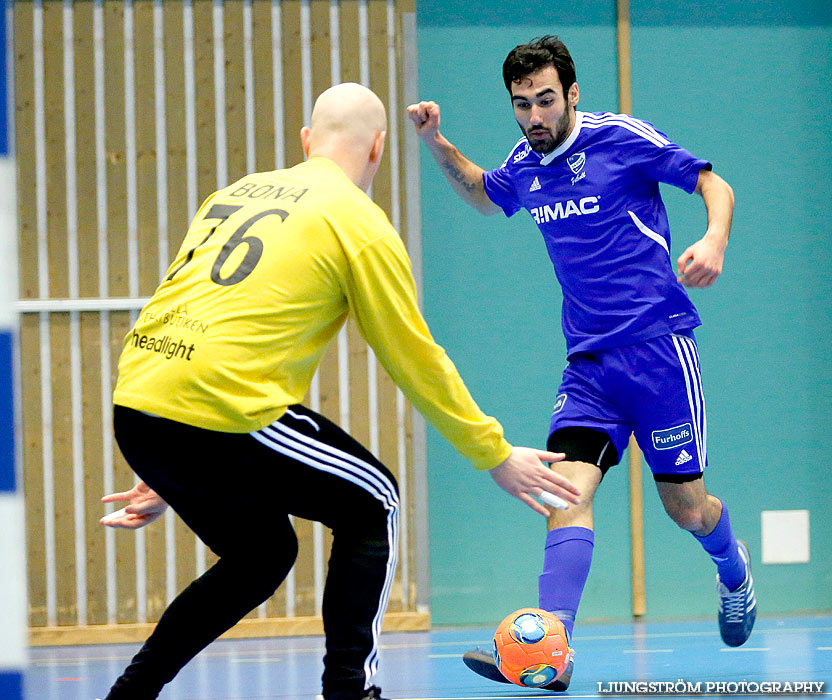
502, 35, 576, 99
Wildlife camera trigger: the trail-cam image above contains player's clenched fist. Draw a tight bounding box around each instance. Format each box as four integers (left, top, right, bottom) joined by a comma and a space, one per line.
406, 100, 441, 139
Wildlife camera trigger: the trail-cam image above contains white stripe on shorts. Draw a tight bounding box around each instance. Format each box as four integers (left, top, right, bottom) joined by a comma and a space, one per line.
671, 335, 706, 471
251, 418, 399, 686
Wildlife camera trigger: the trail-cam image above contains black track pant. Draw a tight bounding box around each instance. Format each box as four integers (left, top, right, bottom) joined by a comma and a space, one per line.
105, 405, 399, 700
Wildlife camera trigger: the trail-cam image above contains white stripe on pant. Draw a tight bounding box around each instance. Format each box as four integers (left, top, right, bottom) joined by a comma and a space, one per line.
252, 419, 400, 688
671, 335, 707, 472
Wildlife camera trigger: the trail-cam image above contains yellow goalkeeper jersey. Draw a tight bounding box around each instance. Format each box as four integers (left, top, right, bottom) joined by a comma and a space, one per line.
114, 157, 512, 470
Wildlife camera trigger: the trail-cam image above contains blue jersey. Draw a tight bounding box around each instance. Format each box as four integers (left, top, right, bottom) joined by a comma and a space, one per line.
483, 110, 710, 357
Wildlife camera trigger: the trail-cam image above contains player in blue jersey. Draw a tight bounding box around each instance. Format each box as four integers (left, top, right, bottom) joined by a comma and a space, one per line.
408, 35, 756, 690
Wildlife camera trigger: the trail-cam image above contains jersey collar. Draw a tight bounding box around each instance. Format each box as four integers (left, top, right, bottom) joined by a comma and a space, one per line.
539, 111, 584, 166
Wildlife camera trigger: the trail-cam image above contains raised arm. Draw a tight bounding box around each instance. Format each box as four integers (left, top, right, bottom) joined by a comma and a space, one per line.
407, 100, 502, 216
677, 169, 735, 288
344, 233, 580, 515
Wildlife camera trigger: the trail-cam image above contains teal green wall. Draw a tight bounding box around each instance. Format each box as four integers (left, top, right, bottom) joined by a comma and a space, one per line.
417, 1, 832, 625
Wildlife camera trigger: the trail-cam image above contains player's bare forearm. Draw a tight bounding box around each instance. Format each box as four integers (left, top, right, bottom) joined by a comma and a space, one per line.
425, 133, 501, 215
407, 101, 500, 215
696, 169, 734, 249
677, 170, 734, 288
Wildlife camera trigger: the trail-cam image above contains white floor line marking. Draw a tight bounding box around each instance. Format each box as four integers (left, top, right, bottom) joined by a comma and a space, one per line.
719, 646, 771, 652
623, 648, 674, 653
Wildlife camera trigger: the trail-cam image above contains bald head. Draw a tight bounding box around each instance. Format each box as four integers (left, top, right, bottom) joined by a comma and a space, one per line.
301, 83, 387, 191
309, 83, 386, 149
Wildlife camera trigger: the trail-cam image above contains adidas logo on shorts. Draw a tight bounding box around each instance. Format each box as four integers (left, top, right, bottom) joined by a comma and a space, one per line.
675, 449, 693, 466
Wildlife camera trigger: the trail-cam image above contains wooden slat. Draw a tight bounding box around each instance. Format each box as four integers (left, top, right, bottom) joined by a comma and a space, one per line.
110, 310, 138, 623
338, 0, 360, 85
279, 0, 303, 168
336, 2, 370, 457
43, 0, 68, 301
14, 3, 38, 302
134, 0, 161, 297
616, 0, 633, 116
163, 1, 190, 260
393, 1, 415, 611
309, 0, 331, 99
193, 0, 218, 199
403, 400, 415, 606
21, 315, 47, 627
14, 1, 46, 628
251, 0, 276, 172
192, 0, 221, 578
29, 611, 431, 646
41, 0, 79, 626
366, 3, 401, 608
223, 0, 247, 183
104, 0, 129, 298
80, 312, 107, 625
50, 314, 78, 624
73, 3, 100, 299
161, 2, 198, 596
396, 1, 417, 611
309, 1, 338, 591
103, 0, 137, 622
278, 0, 316, 618
130, 0, 168, 622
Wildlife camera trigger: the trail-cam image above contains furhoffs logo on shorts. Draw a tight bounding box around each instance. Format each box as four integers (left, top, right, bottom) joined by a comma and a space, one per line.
552, 394, 568, 414
651, 423, 693, 451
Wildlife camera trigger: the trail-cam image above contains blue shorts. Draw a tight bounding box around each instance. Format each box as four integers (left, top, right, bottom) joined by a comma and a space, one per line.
548, 331, 707, 478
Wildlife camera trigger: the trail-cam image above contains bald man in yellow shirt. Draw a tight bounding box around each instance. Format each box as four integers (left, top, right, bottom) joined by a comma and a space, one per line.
97, 83, 580, 700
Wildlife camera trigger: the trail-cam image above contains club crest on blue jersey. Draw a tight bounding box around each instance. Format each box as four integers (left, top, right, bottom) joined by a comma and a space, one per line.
567, 152, 587, 185
567, 152, 585, 174
651, 423, 694, 451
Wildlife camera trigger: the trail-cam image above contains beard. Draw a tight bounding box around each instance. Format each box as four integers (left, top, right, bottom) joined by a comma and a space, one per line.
522, 108, 572, 154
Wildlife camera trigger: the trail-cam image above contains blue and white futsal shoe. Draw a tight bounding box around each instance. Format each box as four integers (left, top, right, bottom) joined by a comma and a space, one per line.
717, 540, 757, 647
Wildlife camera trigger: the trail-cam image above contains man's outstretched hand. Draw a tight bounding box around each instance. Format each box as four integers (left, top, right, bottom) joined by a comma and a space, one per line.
490, 447, 581, 516
100, 481, 168, 529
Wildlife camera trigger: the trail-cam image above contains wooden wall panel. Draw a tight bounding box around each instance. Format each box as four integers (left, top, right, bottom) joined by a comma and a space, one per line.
16, 0, 424, 642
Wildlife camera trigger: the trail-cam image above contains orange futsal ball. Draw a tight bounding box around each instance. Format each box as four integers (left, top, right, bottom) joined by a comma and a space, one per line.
493, 608, 572, 688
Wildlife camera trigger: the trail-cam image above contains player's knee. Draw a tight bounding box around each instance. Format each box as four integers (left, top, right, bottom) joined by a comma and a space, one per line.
242, 525, 298, 594
665, 503, 708, 532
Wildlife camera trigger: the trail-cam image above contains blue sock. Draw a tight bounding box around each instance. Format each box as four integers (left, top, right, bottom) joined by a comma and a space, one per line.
693, 499, 746, 590
538, 526, 594, 640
